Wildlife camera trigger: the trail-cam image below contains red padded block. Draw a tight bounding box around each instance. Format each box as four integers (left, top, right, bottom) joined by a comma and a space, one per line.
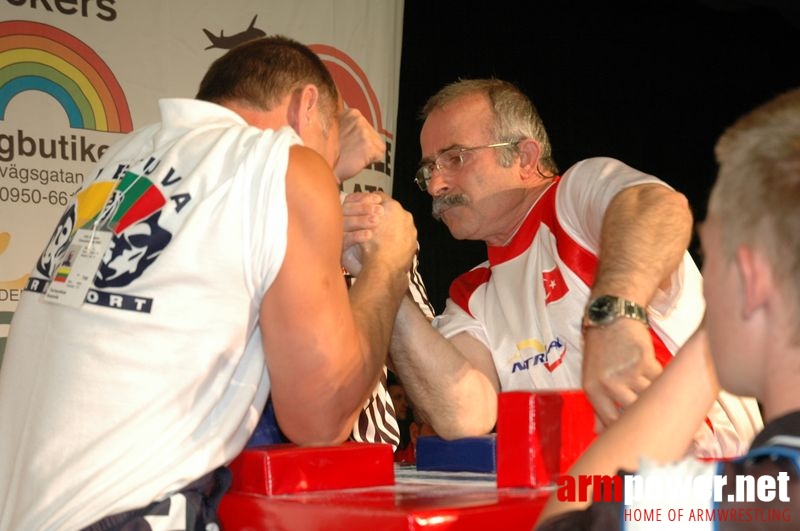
228, 442, 395, 495
496, 390, 596, 488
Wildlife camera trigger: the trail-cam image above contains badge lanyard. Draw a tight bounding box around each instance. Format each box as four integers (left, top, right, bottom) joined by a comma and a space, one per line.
44, 175, 142, 308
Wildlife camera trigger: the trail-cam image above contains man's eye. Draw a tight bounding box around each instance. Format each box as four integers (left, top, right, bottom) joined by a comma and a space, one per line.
441, 152, 463, 167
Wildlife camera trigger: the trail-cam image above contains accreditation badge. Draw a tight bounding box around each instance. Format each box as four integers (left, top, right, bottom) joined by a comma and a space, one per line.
43, 180, 121, 308
43, 228, 113, 308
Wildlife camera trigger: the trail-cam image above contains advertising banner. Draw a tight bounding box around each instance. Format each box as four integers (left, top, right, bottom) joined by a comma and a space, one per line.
0, 1, 404, 363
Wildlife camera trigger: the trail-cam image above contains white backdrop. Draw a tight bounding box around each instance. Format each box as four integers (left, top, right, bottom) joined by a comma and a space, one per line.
0, 1, 404, 364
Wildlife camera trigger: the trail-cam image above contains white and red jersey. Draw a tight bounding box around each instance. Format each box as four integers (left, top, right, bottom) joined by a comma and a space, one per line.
433, 157, 763, 458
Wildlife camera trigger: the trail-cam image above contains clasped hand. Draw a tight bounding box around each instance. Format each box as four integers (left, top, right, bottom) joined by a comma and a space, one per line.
341, 192, 417, 277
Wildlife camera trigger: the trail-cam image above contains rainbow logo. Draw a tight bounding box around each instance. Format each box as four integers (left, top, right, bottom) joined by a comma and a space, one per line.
0, 20, 132, 133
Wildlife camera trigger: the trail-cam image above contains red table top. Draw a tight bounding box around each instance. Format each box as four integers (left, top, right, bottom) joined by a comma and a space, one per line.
219, 467, 553, 530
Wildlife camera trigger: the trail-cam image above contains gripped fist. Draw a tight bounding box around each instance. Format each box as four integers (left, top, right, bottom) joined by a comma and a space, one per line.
340, 192, 416, 277
333, 108, 385, 182
581, 318, 663, 427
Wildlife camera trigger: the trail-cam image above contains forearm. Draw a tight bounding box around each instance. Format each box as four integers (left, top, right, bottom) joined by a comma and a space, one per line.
592, 184, 693, 303
348, 260, 411, 395
389, 296, 498, 439
274, 262, 408, 445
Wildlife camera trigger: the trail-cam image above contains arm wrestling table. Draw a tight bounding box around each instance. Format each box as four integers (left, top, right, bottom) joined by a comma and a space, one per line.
218, 391, 596, 531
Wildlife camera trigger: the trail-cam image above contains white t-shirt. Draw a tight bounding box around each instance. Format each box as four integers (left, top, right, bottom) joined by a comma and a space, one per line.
0, 98, 299, 530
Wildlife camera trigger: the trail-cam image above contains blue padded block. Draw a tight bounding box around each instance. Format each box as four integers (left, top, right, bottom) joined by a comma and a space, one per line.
415, 434, 497, 473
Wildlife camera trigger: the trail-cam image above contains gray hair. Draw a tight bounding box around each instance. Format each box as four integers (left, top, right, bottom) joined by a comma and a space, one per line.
421, 78, 558, 173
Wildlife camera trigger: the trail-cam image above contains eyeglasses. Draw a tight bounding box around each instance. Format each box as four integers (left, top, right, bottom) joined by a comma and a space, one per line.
414, 141, 519, 191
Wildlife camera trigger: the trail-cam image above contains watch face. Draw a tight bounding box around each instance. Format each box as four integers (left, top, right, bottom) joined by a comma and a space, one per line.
587, 296, 617, 325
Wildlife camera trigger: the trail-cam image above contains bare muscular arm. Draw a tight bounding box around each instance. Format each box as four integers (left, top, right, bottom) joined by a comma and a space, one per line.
260, 145, 415, 445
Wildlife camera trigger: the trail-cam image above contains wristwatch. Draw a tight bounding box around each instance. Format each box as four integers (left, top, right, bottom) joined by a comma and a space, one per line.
582, 295, 649, 330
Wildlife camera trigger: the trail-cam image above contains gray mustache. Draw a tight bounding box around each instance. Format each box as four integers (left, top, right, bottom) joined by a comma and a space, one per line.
432, 194, 469, 220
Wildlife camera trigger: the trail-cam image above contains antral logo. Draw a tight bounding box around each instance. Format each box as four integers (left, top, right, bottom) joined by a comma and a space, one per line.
511, 338, 567, 373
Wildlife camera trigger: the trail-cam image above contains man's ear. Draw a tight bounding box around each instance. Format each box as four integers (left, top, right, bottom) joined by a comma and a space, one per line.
517, 138, 542, 180
736, 245, 773, 319
288, 84, 320, 134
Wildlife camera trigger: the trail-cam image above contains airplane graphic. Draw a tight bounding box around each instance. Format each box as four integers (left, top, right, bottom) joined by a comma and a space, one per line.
203, 15, 266, 50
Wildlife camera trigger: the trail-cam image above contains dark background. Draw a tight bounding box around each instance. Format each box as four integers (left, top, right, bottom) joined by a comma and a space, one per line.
391, 0, 800, 313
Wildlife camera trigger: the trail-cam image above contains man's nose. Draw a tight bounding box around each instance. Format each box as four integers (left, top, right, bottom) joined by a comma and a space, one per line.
426, 168, 451, 197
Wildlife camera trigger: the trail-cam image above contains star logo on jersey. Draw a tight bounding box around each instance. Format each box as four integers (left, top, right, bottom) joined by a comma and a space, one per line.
542, 266, 568, 304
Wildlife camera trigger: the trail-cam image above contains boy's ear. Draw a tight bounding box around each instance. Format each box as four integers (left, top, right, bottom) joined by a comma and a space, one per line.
736, 245, 773, 319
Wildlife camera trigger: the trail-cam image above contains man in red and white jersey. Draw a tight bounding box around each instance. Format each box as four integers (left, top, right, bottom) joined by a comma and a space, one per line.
536, 85, 800, 531
344, 78, 761, 458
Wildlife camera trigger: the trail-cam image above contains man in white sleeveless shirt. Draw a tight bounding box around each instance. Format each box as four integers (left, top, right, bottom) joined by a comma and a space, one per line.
0, 35, 418, 530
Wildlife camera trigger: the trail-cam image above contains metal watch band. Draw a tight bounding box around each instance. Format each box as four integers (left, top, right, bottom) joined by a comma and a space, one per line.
582, 294, 650, 330
620, 298, 649, 326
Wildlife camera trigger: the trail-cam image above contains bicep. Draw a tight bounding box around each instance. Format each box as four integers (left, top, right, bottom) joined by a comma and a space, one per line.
432, 299, 499, 392
449, 331, 501, 394
260, 147, 357, 394
557, 158, 667, 249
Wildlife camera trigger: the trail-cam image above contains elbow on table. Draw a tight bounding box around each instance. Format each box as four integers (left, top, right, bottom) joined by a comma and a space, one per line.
274, 406, 356, 447
430, 408, 496, 441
